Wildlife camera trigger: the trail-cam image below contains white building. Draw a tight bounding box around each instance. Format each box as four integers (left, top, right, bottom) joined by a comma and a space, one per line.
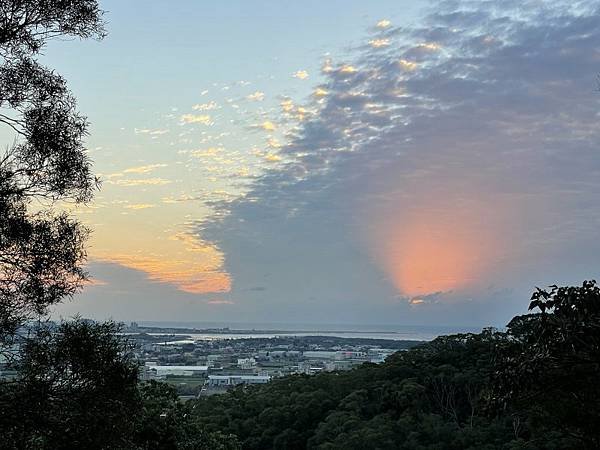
302, 351, 339, 360
207, 374, 271, 387
302, 350, 369, 361
237, 358, 257, 370
144, 364, 209, 377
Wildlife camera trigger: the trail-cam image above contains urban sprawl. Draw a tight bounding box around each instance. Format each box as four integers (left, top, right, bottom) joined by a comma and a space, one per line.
127, 323, 422, 399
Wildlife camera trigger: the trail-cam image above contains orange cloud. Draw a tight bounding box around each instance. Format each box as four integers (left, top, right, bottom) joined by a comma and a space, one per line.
91, 230, 231, 295
97, 253, 231, 294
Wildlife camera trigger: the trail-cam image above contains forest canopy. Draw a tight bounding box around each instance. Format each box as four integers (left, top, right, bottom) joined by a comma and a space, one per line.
184, 281, 600, 450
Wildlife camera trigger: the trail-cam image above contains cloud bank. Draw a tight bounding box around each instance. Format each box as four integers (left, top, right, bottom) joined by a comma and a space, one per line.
197, 0, 600, 326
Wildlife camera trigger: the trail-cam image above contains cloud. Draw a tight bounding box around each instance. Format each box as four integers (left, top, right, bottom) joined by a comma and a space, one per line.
188, 147, 224, 158
192, 101, 218, 111
135, 128, 169, 136
415, 42, 441, 52
195, 0, 600, 326
313, 88, 329, 98
279, 98, 313, 121
124, 203, 156, 210
248, 286, 266, 292
112, 178, 173, 187
246, 91, 265, 101
161, 194, 202, 204
292, 70, 309, 80
123, 163, 167, 174
267, 137, 281, 149
207, 299, 234, 305
264, 153, 281, 162
339, 65, 358, 73
95, 249, 230, 295
180, 114, 213, 125
398, 59, 418, 71
83, 277, 108, 288
376, 19, 391, 29
255, 120, 276, 132
53, 261, 234, 322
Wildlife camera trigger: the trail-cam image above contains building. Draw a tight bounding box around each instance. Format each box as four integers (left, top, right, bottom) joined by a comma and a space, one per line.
302, 350, 369, 360
237, 357, 257, 370
207, 374, 271, 387
144, 363, 208, 377
302, 351, 339, 360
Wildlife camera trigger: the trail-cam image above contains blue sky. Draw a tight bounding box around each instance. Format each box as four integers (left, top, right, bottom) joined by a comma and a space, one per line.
45, 0, 600, 328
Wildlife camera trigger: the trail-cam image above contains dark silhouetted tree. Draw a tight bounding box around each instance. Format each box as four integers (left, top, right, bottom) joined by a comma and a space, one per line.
133, 380, 241, 450
0, 1, 104, 344
494, 280, 600, 449
0, 319, 140, 449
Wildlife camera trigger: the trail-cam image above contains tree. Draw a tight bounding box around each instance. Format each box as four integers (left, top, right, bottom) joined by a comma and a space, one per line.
494, 281, 600, 449
0, 0, 105, 344
134, 380, 241, 450
0, 319, 140, 449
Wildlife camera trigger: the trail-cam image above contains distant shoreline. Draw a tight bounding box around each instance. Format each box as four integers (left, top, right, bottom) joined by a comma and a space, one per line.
128, 325, 419, 335
122, 324, 465, 342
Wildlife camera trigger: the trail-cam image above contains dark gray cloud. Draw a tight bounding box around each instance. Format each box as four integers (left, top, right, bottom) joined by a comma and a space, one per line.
197, 0, 600, 326
54, 261, 236, 322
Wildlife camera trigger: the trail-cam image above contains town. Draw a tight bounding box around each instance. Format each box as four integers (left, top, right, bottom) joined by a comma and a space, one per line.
127, 324, 422, 399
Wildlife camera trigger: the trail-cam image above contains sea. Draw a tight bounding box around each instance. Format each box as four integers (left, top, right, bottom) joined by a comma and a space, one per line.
136, 321, 483, 342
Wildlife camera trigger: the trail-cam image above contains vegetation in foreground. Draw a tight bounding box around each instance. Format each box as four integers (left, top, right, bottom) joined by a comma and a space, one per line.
185, 281, 600, 450
0, 281, 598, 449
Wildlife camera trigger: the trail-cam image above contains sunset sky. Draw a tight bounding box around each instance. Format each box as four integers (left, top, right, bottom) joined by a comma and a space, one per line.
36, 0, 600, 327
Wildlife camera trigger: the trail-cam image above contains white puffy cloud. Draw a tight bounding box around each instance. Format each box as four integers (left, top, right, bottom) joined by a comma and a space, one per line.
292, 70, 309, 80
246, 91, 265, 101
180, 114, 213, 125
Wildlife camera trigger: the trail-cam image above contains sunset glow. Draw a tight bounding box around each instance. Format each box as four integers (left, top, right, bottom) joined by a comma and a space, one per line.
372, 196, 503, 299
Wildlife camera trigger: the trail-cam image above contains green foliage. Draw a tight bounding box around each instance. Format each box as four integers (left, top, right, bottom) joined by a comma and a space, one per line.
0, 0, 104, 343
494, 280, 600, 449
0, 319, 140, 449
1, 281, 597, 448
133, 380, 240, 450
0, 320, 241, 450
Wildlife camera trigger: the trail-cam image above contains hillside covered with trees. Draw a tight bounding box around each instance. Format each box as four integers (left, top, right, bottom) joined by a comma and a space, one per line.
2, 280, 599, 449
185, 281, 600, 450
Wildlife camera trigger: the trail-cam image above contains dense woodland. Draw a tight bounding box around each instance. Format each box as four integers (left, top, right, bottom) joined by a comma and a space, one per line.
185, 281, 600, 450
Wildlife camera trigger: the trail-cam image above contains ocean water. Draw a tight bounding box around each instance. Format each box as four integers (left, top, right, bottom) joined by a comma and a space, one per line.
137, 321, 482, 342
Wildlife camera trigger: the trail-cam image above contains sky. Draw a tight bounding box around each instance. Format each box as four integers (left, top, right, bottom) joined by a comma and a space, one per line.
36, 0, 600, 327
